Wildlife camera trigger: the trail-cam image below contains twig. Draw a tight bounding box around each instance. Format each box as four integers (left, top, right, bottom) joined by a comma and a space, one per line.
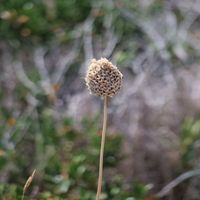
156, 169, 200, 198
96, 96, 108, 200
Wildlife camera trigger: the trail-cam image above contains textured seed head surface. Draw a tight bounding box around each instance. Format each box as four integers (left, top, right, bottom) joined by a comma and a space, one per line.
85, 58, 123, 97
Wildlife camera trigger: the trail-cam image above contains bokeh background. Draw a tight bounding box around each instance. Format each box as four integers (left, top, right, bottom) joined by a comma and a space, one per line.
0, 0, 200, 199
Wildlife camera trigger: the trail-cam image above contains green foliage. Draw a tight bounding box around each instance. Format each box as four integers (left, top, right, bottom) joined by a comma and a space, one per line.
0, 184, 22, 200
181, 116, 200, 168
0, 79, 150, 199
0, 0, 92, 47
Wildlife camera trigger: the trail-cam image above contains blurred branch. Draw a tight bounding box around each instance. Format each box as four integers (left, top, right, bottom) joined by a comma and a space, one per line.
13, 61, 40, 95
178, 12, 199, 44
118, 7, 169, 60
1, 48, 15, 83
176, 0, 200, 14
80, 16, 95, 75
34, 48, 53, 95
12, 105, 35, 148
102, 31, 118, 58
180, 12, 200, 52
156, 169, 200, 198
102, 13, 119, 58
52, 40, 81, 84
81, 11, 118, 75
83, 16, 94, 59
115, 72, 147, 114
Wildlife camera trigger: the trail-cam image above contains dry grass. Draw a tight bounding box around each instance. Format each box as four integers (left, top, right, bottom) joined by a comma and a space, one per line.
21, 169, 36, 200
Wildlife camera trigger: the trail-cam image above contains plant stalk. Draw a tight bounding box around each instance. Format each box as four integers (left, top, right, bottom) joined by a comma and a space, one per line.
96, 96, 108, 200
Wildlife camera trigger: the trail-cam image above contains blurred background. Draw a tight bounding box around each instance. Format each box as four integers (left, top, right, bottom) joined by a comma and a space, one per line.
0, 0, 200, 199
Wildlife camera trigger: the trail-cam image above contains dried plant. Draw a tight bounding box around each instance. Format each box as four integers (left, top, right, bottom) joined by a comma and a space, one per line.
85, 58, 123, 200
21, 169, 36, 200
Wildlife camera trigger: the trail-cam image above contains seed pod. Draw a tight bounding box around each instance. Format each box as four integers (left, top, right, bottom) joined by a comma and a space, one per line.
85, 58, 123, 97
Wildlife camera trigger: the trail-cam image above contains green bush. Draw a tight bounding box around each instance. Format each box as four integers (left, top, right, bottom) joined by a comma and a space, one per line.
0, 0, 92, 47
0, 77, 150, 199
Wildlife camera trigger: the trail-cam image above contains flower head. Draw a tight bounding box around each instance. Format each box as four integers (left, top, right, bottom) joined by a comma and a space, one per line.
85, 58, 123, 97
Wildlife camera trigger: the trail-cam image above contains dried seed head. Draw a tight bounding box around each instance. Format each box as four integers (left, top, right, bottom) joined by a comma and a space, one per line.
85, 58, 123, 97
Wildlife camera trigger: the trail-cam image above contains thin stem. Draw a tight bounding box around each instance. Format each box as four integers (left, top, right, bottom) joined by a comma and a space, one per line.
96, 96, 108, 200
